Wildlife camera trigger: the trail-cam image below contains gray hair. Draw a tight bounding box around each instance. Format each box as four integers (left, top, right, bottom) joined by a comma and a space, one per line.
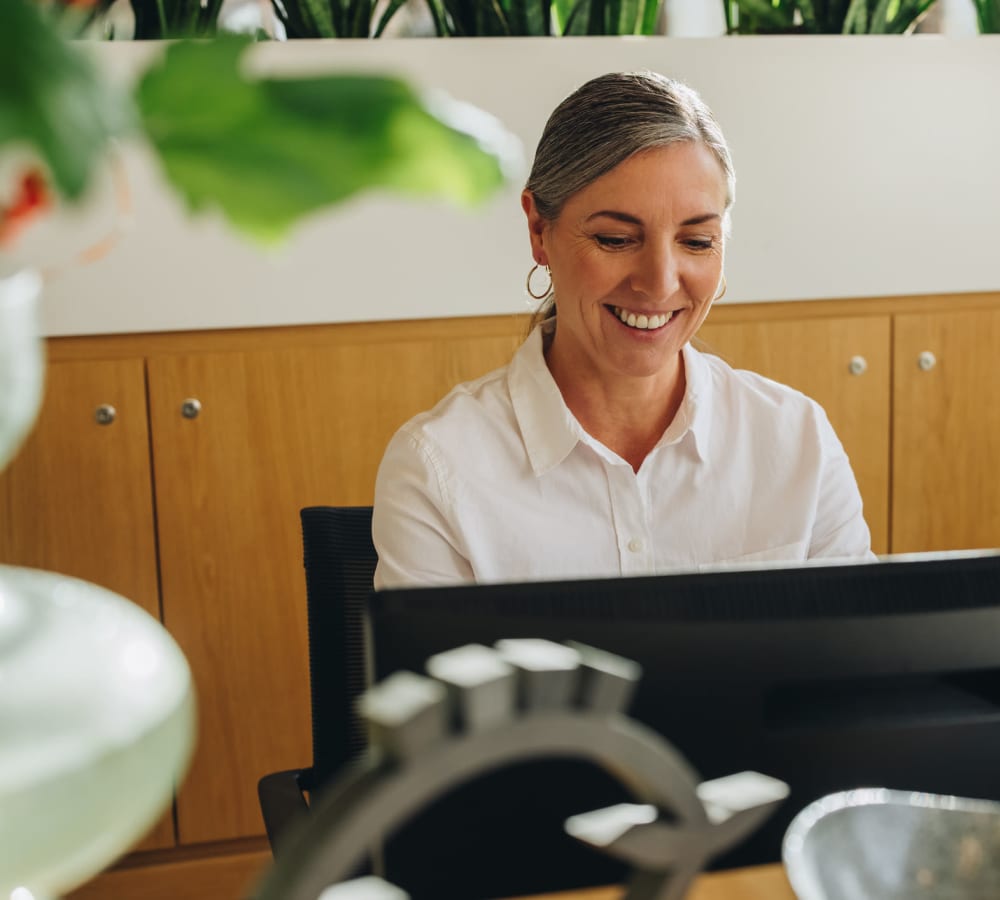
525, 71, 735, 330
527, 71, 735, 220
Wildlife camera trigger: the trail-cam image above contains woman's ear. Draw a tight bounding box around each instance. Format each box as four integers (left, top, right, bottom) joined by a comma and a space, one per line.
521, 190, 548, 266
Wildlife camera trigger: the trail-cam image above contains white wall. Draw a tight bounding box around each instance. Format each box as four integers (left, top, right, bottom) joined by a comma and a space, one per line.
30, 36, 1000, 337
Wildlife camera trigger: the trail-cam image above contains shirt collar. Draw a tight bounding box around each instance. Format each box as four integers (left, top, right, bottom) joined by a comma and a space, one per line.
508, 326, 584, 476
660, 342, 713, 462
509, 328, 714, 475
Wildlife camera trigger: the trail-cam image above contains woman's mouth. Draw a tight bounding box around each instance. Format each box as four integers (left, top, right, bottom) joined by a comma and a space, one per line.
609, 305, 678, 331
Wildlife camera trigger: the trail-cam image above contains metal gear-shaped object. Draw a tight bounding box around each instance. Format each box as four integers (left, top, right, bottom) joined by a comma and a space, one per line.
250, 639, 789, 900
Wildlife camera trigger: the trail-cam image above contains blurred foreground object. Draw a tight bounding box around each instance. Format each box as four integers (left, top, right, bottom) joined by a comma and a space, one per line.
784, 788, 1000, 900
0, 271, 44, 471
0, 0, 520, 246
251, 640, 788, 900
0, 566, 195, 899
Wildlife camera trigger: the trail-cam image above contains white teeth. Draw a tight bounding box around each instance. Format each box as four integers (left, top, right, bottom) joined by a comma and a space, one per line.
613, 307, 674, 330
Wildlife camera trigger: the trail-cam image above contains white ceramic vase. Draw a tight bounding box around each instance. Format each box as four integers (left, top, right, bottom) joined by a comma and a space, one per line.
0, 271, 196, 900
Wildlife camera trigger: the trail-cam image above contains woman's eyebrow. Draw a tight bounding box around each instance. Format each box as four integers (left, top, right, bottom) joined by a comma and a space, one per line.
681, 213, 722, 226
585, 210, 722, 226
585, 210, 643, 225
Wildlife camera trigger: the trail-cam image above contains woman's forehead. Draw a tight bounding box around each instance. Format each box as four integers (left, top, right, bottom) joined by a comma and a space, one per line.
567, 144, 728, 219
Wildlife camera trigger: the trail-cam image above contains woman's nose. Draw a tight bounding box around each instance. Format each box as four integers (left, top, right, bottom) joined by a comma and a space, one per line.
629, 243, 680, 300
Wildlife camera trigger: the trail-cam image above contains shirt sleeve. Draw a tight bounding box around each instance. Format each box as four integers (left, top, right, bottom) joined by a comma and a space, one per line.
808, 409, 877, 560
372, 425, 474, 589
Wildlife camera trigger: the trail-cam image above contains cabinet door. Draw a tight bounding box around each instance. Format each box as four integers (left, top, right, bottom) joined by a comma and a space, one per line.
0, 358, 175, 851
698, 316, 891, 554
893, 309, 1000, 553
147, 333, 519, 843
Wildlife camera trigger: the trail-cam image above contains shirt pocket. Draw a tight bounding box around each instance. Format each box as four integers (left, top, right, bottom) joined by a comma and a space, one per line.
698, 541, 809, 571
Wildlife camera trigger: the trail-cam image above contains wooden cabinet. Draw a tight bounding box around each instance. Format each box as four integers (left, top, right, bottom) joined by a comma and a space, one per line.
3, 295, 998, 896
138, 330, 520, 842
892, 308, 1000, 553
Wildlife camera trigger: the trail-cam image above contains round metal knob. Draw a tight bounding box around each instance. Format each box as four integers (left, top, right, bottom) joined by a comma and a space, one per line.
94, 404, 116, 426
848, 356, 868, 376
181, 398, 202, 419
917, 351, 937, 372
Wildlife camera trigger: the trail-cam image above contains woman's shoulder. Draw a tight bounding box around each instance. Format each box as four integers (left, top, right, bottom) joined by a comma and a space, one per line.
395, 362, 515, 445
697, 347, 822, 412
690, 347, 832, 441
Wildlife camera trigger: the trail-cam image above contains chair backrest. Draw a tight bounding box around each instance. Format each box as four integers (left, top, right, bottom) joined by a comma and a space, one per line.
297, 505, 636, 898
299, 505, 376, 791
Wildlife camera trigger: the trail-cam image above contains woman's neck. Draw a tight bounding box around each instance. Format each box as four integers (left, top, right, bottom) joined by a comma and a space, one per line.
545, 344, 687, 473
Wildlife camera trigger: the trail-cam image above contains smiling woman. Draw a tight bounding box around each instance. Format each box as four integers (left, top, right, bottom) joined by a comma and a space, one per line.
372, 71, 875, 589
524, 143, 727, 464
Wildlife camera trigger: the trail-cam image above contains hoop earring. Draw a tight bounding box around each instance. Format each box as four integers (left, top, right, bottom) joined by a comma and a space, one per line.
526, 264, 553, 301
713, 274, 727, 302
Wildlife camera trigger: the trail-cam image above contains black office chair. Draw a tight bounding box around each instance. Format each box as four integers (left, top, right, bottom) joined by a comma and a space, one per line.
257, 505, 375, 853
258, 504, 630, 899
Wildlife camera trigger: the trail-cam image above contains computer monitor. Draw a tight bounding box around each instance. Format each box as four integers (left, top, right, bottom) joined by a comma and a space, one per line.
365, 551, 1000, 899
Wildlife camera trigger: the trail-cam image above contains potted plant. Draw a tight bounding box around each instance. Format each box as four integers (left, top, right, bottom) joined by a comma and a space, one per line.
423, 0, 663, 35
0, 2, 519, 897
724, 0, 939, 33
972, 0, 1000, 30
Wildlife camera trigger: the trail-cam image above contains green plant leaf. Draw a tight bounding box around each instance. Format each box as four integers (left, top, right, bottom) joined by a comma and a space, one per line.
436, 0, 509, 33
552, 0, 575, 31
977, 0, 1000, 31
297, 0, 337, 36
868, 0, 896, 32
503, 0, 551, 34
560, 0, 589, 33
727, 0, 795, 31
639, 0, 661, 34
374, 0, 411, 35
422, 0, 452, 34
129, 0, 225, 38
842, 0, 869, 30
136, 37, 519, 242
0, 0, 132, 201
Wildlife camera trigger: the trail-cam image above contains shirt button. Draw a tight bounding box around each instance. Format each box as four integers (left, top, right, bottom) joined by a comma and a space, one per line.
627, 538, 644, 553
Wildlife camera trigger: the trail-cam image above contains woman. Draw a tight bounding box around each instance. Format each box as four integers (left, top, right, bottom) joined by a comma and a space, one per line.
373, 71, 872, 588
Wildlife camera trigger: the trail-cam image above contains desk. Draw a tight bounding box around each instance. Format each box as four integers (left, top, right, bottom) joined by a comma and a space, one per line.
509, 863, 795, 900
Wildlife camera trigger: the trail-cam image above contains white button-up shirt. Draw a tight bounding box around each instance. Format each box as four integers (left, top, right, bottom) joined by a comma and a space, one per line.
373, 327, 873, 588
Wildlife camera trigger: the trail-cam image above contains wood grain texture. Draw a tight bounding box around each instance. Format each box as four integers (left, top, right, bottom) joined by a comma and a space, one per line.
892, 308, 1000, 552
147, 334, 521, 842
43, 292, 1000, 363
66, 848, 271, 900
0, 358, 175, 850
698, 316, 891, 554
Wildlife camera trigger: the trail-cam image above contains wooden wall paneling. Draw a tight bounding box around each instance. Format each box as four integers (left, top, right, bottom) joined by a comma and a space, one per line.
892, 309, 1000, 553
146, 331, 521, 843
0, 357, 175, 851
697, 316, 891, 555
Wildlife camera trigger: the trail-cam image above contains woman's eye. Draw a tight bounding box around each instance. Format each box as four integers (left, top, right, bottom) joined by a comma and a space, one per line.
684, 238, 716, 251
594, 235, 633, 249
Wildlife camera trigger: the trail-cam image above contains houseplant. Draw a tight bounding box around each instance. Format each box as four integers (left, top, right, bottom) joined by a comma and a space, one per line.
973, 0, 999, 30
0, 1, 518, 896
72, 0, 665, 39
0, 0, 517, 246
724, 0, 939, 33
423, 0, 663, 36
